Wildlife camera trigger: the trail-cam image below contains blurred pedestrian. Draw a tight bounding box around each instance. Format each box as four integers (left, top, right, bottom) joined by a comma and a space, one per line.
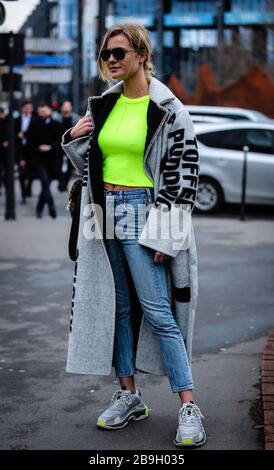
61, 23, 206, 447
14, 100, 37, 203
57, 100, 79, 191
28, 103, 62, 218
0, 106, 9, 195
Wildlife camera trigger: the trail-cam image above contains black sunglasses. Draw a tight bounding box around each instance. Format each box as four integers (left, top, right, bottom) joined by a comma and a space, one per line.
100, 47, 136, 62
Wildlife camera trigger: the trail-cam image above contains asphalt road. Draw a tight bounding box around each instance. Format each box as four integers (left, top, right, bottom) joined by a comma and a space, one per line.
0, 181, 273, 450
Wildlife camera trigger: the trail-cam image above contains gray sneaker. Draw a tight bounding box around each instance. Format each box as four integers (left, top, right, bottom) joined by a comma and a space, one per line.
174, 402, 206, 447
96, 388, 150, 430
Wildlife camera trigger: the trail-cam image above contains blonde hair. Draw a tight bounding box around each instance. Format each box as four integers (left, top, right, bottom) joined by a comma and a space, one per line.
97, 23, 155, 86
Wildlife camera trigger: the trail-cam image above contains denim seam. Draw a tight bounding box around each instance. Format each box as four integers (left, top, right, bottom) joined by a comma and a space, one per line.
115, 370, 136, 378
143, 247, 167, 310
171, 384, 194, 393
110, 238, 135, 378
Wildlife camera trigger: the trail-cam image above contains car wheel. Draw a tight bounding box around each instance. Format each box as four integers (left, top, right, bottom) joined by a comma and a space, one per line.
195, 177, 224, 214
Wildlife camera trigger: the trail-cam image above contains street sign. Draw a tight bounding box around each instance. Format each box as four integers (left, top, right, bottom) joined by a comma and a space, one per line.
106, 15, 154, 28
25, 54, 73, 67
164, 13, 215, 27
22, 68, 72, 84
25, 37, 76, 53
225, 11, 274, 25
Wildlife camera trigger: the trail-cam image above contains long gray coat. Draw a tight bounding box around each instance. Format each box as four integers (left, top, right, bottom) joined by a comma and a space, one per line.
61, 76, 199, 376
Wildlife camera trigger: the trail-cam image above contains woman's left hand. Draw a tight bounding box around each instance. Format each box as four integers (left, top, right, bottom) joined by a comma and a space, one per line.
153, 251, 170, 263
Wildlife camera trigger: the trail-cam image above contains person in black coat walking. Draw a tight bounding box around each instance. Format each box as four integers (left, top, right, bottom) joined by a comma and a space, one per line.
28, 103, 62, 218
0, 107, 8, 195
14, 100, 37, 203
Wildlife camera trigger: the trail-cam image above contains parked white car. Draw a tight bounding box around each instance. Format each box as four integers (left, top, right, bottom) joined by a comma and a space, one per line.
194, 122, 274, 213
186, 105, 272, 124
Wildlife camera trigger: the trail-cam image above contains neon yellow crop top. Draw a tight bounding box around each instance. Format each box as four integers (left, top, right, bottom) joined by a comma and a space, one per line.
98, 93, 153, 187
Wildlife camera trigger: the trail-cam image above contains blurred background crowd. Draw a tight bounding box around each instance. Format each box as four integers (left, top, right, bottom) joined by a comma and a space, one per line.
0, 99, 78, 218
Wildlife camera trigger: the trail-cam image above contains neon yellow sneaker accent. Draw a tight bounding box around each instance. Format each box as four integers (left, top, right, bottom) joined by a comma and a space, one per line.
182, 439, 193, 444
144, 405, 149, 416
97, 419, 106, 427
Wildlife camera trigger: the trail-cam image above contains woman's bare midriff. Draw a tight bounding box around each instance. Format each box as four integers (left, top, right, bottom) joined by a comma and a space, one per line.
104, 182, 152, 191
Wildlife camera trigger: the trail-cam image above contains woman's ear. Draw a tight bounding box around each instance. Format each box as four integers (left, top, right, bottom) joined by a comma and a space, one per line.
138, 53, 147, 65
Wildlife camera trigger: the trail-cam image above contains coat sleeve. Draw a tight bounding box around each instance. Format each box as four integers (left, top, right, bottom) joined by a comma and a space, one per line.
138, 107, 199, 258
61, 106, 91, 176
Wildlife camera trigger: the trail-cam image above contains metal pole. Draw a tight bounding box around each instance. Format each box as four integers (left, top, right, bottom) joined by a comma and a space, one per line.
174, 28, 180, 77
72, 0, 80, 113
5, 31, 16, 220
95, 0, 106, 95
78, 0, 83, 112
155, 0, 164, 79
216, 0, 224, 83
240, 145, 249, 221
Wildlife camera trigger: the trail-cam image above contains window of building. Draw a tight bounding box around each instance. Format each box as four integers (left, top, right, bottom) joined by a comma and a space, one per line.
232, 0, 265, 12
174, 1, 216, 13
180, 29, 218, 48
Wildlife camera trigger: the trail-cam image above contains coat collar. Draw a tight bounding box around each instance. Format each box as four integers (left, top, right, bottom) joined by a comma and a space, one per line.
88, 76, 175, 150
101, 76, 175, 108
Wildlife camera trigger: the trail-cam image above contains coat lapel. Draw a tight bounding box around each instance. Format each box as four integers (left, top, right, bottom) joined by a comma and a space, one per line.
144, 100, 167, 157
88, 93, 120, 212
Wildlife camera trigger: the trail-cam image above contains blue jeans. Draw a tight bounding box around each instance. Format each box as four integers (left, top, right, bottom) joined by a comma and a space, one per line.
103, 187, 194, 393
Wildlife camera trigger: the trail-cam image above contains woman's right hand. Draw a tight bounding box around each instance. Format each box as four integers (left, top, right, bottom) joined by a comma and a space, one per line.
70, 115, 94, 140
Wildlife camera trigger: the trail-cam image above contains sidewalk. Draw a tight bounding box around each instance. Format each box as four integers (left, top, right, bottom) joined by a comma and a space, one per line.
262, 330, 274, 450
0, 184, 273, 449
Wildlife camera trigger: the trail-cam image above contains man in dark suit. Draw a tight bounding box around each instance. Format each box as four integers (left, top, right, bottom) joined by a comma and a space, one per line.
57, 100, 79, 191
14, 100, 37, 203
28, 103, 62, 218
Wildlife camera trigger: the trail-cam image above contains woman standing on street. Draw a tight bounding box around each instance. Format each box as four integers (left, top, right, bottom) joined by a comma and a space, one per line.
62, 23, 206, 448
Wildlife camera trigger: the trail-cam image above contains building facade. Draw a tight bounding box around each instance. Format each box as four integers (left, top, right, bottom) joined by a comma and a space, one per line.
17, 1, 274, 107
108, 0, 274, 90
19, 0, 59, 106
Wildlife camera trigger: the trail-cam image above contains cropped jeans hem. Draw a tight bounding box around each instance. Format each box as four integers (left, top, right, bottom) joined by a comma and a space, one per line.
171, 383, 194, 393
116, 370, 137, 378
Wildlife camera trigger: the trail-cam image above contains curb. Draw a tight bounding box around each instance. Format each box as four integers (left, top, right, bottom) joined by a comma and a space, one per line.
262, 329, 274, 450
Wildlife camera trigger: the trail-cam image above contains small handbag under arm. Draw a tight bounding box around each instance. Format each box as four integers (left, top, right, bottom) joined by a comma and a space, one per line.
67, 177, 83, 261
